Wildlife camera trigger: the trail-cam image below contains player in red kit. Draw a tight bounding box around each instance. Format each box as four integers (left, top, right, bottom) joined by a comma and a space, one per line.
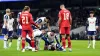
19, 6, 39, 52
58, 4, 72, 52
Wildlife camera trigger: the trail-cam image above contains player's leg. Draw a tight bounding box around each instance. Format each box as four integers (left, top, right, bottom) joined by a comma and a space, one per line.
87, 35, 91, 48
2, 28, 8, 49
17, 29, 21, 50
92, 31, 96, 49
60, 27, 66, 51
8, 31, 13, 47
87, 31, 92, 48
92, 35, 95, 49
21, 30, 26, 52
65, 27, 72, 52
28, 30, 35, 51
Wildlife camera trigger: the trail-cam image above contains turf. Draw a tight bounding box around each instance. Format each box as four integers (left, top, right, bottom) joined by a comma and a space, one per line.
0, 40, 100, 56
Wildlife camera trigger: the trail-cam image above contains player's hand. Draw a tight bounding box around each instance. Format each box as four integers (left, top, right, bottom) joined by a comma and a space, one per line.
36, 25, 40, 29
96, 26, 98, 29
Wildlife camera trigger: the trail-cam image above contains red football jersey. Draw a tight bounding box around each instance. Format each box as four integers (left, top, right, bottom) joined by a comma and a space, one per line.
58, 9, 71, 27
19, 11, 37, 30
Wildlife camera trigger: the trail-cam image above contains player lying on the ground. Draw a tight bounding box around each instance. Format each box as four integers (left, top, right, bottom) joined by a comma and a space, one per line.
86, 11, 98, 49
25, 29, 64, 51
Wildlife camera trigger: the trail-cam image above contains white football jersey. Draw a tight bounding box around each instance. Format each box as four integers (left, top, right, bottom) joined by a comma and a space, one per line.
35, 17, 46, 25
7, 18, 14, 31
26, 29, 42, 40
2, 14, 10, 28
87, 17, 97, 31
47, 32, 56, 42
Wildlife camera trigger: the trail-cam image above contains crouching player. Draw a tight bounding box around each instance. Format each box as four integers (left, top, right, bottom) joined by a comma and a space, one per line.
87, 11, 98, 49
26, 30, 64, 51
44, 30, 64, 51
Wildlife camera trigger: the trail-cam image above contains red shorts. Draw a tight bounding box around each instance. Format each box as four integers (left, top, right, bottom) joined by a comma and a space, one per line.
59, 27, 70, 34
22, 29, 33, 38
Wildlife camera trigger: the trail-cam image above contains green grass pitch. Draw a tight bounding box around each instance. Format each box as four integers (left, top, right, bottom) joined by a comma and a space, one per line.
0, 40, 100, 56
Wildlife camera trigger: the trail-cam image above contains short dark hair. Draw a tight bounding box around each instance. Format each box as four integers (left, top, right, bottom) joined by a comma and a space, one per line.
51, 30, 55, 33
90, 11, 95, 14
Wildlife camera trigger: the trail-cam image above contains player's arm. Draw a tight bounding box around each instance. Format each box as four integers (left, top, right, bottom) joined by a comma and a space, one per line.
17, 13, 20, 22
55, 35, 60, 44
69, 13, 72, 25
58, 12, 61, 27
47, 22, 51, 31
30, 14, 39, 28
19, 15, 22, 25
4, 15, 8, 26
96, 18, 98, 29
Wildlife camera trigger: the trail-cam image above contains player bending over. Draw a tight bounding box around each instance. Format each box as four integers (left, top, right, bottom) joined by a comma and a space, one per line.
35, 16, 51, 31
2, 8, 11, 49
86, 11, 98, 49
19, 6, 39, 52
26, 30, 64, 51
58, 4, 72, 52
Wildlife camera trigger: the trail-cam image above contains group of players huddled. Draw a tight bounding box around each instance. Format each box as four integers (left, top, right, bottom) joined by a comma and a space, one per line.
2, 4, 98, 52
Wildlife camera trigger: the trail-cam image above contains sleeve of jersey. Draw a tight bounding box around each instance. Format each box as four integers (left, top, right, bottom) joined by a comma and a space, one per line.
36, 19, 42, 24
30, 14, 38, 28
17, 13, 20, 18
4, 15, 8, 21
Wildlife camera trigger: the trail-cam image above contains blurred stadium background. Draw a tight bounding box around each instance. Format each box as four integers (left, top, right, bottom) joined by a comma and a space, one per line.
0, 0, 100, 40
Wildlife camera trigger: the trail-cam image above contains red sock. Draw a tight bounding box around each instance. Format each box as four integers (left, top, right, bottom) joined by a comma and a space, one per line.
67, 37, 72, 48
62, 37, 66, 49
22, 40, 25, 49
31, 39, 35, 48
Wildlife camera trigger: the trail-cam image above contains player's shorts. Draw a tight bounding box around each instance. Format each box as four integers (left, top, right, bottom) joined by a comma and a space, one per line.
59, 27, 70, 34
22, 29, 33, 38
2, 28, 8, 35
8, 31, 13, 37
34, 29, 42, 37
17, 29, 22, 36
87, 31, 96, 36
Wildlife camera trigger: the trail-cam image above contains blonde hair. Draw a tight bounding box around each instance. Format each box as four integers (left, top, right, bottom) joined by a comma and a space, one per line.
6, 8, 10, 13
23, 6, 30, 11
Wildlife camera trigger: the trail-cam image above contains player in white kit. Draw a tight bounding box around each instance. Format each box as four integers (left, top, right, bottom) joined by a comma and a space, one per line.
7, 13, 14, 47
2, 8, 11, 49
87, 11, 98, 49
16, 12, 22, 50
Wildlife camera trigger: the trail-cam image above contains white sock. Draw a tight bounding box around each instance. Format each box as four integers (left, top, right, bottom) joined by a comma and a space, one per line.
4, 37, 7, 48
17, 37, 21, 50
9, 42, 12, 47
93, 40, 95, 49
